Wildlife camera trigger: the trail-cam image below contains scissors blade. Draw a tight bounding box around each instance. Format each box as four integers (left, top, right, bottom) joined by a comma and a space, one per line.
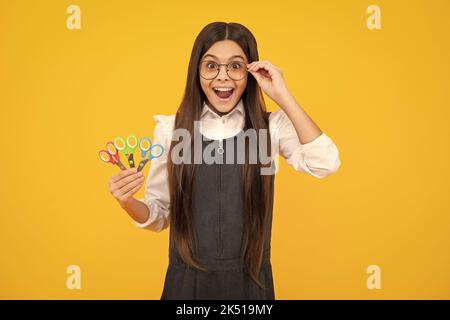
137, 159, 149, 172
128, 154, 135, 168
115, 159, 127, 171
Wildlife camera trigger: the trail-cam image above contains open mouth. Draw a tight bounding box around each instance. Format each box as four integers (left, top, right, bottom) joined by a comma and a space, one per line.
213, 87, 234, 101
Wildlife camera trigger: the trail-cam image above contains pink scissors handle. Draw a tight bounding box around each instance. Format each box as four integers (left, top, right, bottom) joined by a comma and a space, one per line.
100, 142, 127, 170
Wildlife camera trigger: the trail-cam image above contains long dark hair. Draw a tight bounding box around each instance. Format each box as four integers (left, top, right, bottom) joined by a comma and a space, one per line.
167, 22, 273, 288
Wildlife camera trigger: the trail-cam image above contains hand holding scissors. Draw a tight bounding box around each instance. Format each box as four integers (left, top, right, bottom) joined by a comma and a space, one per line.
114, 134, 138, 168
99, 141, 127, 170
137, 137, 164, 172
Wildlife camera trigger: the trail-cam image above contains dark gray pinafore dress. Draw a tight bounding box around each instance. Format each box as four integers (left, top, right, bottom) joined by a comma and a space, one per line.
160, 126, 276, 300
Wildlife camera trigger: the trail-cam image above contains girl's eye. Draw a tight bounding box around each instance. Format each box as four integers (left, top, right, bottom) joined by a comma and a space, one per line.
207, 62, 218, 69
230, 62, 242, 69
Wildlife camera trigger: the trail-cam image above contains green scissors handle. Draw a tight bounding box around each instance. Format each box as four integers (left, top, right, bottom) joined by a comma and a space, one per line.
114, 134, 138, 168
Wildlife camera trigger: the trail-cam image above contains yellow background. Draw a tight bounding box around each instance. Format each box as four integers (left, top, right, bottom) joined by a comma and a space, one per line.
1, 0, 449, 299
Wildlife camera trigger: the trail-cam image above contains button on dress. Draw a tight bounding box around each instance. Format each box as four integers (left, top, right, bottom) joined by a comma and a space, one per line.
160, 128, 276, 300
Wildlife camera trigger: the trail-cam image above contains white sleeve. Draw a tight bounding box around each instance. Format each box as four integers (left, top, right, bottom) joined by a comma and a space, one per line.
135, 114, 175, 232
269, 108, 341, 178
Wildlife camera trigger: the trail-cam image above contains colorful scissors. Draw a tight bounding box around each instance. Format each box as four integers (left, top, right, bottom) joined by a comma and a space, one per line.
114, 134, 138, 168
98, 141, 127, 170
137, 137, 164, 172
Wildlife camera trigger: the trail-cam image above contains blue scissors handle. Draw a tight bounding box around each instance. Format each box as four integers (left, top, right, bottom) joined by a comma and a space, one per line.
137, 137, 164, 172
145, 143, 164, 160
139, 137, 152, 157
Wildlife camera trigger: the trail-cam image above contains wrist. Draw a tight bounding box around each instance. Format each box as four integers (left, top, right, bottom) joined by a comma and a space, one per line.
276, 88, 295, 109
119, 197, 135, 210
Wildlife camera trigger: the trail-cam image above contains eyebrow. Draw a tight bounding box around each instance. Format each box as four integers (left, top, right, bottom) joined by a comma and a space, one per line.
202, 54, 246, 62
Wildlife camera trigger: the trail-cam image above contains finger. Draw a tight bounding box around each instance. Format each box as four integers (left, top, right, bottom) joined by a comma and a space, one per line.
249, 62, 269, 74
249, 69, 263, 82
115, 171, 144, 190
247, 61, 258, 69
248, 61, 261, 71
251, 62, 275, 77
121, 184, 142, 201
249, 68, 271, 80
261, 60, 275, 67
111, 167, 137, 183
263, 60, 283, 73
110, 171, 141, 195
121, 178, 145, 199
250, 61, 270, 72
118, 175, 145, 195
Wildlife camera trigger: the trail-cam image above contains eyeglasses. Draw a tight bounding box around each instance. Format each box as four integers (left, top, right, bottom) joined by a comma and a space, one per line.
199, 60, 247, 81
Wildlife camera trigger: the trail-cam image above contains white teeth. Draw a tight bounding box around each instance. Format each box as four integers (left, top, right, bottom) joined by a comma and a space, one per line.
214, 87, 234, 92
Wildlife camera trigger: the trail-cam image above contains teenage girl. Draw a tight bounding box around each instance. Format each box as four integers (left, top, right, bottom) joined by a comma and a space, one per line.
108, 22, 341, 300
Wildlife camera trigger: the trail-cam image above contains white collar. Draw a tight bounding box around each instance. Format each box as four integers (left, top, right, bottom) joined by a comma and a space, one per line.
201, 99, 245, 119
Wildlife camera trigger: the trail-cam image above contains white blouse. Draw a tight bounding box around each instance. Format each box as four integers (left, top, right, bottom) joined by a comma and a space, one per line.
136, 99, 341, 232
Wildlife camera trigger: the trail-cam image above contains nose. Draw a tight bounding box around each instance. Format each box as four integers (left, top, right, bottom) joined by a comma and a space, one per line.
216, 64, 230, 81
